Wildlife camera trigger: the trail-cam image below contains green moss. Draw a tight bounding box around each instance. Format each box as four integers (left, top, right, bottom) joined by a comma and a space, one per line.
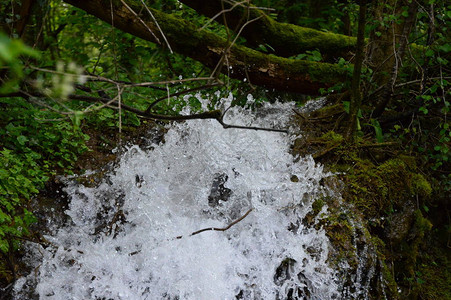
411, 173, 432, 198
324, 149, 440, 297
332, 156, 432, 219
392, 210, 434, 298
320, 131, 344, 144
380, 259, 398, 298
312, 198, 325, 215
416, 249, 451, 299
232, 43, 349, 84
313, 103, 345, 118
404, 211, 432, 272
371, 236, 399, 298
266, 16, 356, 56
325, 218, 358, 268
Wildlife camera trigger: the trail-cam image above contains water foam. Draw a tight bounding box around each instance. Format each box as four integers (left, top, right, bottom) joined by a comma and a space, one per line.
14, 98, 344, 299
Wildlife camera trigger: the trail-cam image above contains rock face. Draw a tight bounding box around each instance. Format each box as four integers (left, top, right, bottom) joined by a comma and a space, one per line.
385, 203, 416, 245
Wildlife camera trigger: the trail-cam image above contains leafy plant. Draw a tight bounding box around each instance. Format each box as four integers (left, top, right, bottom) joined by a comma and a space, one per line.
0, 35, 90, 253
0, 32, 39, 93
0, 104, 89, 252
291, 50, 323, 62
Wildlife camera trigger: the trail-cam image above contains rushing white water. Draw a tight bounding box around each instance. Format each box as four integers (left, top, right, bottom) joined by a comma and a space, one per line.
14, 97, 353, 299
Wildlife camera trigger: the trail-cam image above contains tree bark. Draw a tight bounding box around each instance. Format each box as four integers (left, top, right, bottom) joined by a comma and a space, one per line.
63, 0, 349, 95
179, 0, 356, 59
347, 1, 367, 140
370, 0, 419, 117
0, 0, 37, 38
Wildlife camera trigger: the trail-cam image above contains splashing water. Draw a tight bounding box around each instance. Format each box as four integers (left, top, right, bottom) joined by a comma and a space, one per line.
15, 98, 353, 299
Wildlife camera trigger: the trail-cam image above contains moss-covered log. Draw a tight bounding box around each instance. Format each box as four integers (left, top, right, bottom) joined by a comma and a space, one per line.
64, 0, 350, 94
180, 0, 356, 59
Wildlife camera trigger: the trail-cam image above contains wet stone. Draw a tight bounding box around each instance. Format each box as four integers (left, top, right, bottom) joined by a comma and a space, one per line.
208, 173, 232, 207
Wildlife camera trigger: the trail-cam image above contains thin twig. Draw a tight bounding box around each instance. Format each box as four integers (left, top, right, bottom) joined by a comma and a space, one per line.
145, 83, 221, 113
200, 0, 275, 32
292, 108, 306, 120
176, 208, 253, 239
117, 84, 122, 136
357, 141, 399, 148
2, 90, 288, 133
119, 0, 161, 44
219, 119, 288, 133
28, 66, 213, 89
123, 77, 216, 87
139, 0, 172, 53
199, 0, 248, 31
209, 14, 263, 79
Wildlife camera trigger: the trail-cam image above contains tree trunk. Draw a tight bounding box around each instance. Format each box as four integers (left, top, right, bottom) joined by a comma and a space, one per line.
347, 1, 367, 140
180, 0, 356, 59
63, 0, 349, 94
0, 0, 37, 38
369, 0, 419, 117
366, 0, 404, 86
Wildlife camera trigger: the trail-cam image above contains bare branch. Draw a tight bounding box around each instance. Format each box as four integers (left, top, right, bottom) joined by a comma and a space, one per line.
176, 208, 253, 239
119, 0, 161, 44
1, 89, 288, 133
139, 0, 173, 53
199, 0, 248, 31
122, 77, 217, 87
144, 83, 222, 113
210, 14, 264, 79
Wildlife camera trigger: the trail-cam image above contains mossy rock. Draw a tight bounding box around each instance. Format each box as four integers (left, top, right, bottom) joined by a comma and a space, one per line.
334, 156, 431, 220
314, 151, 437, 299
308, 193, 398, 299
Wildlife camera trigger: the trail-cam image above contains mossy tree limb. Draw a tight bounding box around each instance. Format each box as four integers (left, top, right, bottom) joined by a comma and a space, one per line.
64, 0, 349, 94
180, 0, 356, 59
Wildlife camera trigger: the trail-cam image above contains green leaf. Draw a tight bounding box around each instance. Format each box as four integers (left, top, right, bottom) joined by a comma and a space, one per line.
0, 239, 9, 253
0, 169, 8, 179
416, 277, 426, 284
419, 107, 429, 114
437, 57, 448, 64
71, 111, 84, 129
17, 135, 28, 145
371, 119, 384, 143
343, 101, 350, 113
0, 209, 11, 223
257, 44, 268, 52
439, 43, 451, 53
425, 49, 435, 57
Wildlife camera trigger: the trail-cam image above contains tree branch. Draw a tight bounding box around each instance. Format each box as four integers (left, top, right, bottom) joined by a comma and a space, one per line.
180, 0, 356, 59
63, 0, 349, 94
0, 89, 288, 133
176, 208, 253, 239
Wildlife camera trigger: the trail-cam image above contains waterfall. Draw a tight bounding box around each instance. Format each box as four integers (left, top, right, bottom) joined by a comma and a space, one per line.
13, 96, 372, 299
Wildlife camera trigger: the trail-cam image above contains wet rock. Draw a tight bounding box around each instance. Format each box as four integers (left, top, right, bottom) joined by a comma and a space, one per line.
385, 203, 416, 244
274, 258, 312, 299
208, 173, 232, 207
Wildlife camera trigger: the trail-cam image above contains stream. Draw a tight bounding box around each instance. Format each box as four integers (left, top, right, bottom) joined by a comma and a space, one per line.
13, 96, 374, 299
